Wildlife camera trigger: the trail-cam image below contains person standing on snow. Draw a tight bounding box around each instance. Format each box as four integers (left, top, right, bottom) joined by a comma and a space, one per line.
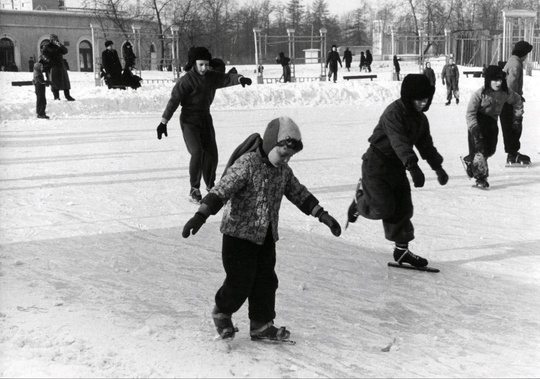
32, 56, 51, 119
343, 47, 353, 72
102, 40, 124, 89
365, 50, 373, 72
462, 65, 523, 188
275, 52, 291, 82
441, 57, 460, 105
500, 40, 533, 165
182, 116, 342, 342
359, 52, 367, 72
326, 45, 342, 83
347, 74, 449, 269
156, 46, 252, 204
423, 61, 436, 87
393, 55, 401, 81
41, 33, 75, 101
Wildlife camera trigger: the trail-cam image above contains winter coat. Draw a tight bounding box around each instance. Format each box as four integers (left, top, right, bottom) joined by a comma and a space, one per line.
365, 51, 373, 65
393, 56, 401, 72
41, 42, 70, 90
466, 87, 523, 132
276, 55, 290, 67
423, 67, 436, 86
343, 49, 353, 67
123, 44, 137, 69
102, 49, 123, 86
360, 53, 366, 67
326, 51, 342, 72
210, 150, 314, 245
32, 63, 48, 85
442, 63, 459, 81
503, 55, 524, 96
367, 99, 443, 170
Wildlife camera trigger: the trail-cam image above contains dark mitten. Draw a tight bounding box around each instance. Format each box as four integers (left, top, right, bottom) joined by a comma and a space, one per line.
512, 116, 522, 131
239, 77, 252, 87
408, 165, 425, 188
157, 122, 168, 140
182, 212, 207, 238
318, 211, 342, 237
435, 167, 449, 186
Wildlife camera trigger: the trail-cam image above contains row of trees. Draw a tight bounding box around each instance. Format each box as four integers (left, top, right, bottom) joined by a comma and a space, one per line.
83, 0, 538, 66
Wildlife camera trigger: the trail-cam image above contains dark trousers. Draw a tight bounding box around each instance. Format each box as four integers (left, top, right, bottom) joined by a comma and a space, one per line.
356, 147, 414, 244
282, 66, 291, 82
34, 83, 47, 116
465, 112, 498, 179
180, 112, 218, 190
499, 103, 522, 154
328, 68, 338, 82
215, 230, 278, 323
445, 78, 460, 101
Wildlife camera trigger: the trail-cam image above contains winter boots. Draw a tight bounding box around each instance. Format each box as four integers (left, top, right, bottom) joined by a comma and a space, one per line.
393, 246, 428, 267
212, 306, 237, 340
507, 152, 531, 165
250, 320, 291, 342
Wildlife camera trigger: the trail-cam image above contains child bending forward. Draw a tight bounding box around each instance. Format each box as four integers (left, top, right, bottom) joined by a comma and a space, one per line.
462, 65, 523, 188
182, 116, 342, 342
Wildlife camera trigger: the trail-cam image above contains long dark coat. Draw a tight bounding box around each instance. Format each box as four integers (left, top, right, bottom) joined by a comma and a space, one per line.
326, 51, 342, 72
343, 49, 353, 68
102, 49, 123, 87
42, 42, 71, 90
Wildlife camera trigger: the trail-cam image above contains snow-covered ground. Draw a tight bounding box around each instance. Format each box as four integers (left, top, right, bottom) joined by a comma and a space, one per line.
1, 59, 539, 378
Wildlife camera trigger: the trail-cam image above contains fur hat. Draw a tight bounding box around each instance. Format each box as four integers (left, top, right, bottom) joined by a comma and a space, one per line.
191, 46, 212, 61
483, 65, 508, 93
512, 41, 533, 58
400, 74, 435, 112
262, 117, 303, 155
105, 40, 114, 47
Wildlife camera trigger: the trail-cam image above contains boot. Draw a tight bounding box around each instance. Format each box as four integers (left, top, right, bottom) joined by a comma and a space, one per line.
507, 152, 531, 165
393, 246, 428, 267
212, 306, 237, 340
64, 90, 75, 101
250, 320, 291, 341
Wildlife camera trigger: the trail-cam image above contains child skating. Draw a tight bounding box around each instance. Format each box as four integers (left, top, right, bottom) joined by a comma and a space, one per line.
182, 116, 342, 342
347, 74, 448, 269
462, 65, 523, 188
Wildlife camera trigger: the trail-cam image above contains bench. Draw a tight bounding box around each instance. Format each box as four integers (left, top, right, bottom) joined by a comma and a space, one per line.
343, 74, 377, 81
12, 81, 33, 86
463, 71, 483, 78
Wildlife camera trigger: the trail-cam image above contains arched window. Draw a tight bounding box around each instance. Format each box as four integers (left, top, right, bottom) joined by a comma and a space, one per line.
79, 40, 93, 72
0, 38, 15, 71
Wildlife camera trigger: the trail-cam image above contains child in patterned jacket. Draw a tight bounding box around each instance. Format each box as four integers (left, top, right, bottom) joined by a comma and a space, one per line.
182, 116, 342, 342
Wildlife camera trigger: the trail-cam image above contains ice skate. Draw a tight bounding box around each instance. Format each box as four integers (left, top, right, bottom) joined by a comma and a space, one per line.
250, 321, 295, 344
393, 247, 428, 267
189, 187, 202, 204
212, 306, 238, 341
506, 152, 531, 166
460, 156, 473, 178
346, 178, 363, 229
473, 177, 489, 189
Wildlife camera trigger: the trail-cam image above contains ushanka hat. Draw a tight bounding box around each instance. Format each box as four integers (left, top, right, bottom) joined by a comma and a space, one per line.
191, 46, 212, 61
483, 65, 508, 93
262, 116, 303, 155
400, 74, 435, 112
105, 40, 114, 47
512, 41, 533, 58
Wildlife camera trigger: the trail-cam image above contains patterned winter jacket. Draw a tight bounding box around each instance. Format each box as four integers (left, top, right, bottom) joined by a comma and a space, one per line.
161, 68, 243, 120
466, 87, 523, 131
367, 99, 443, 170
503, 55, 524, 96
209, 151, 315, 245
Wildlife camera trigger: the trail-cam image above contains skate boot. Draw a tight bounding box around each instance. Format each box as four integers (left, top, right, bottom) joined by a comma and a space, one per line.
460, 156, 473, 178
189, 187, 202, 204
507, 152, 531, 165
474, 177, 489, 188
393, 247, 428, 268
212, 306, 237, 340
250, 320, 291, 342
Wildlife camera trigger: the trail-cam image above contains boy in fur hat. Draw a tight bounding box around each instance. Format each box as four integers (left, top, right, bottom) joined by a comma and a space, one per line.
500, 40, 533, 165
157, 46, 252, 204
462, 65, 523, 188
182, 116, 341, 342
347, 74, 448, 268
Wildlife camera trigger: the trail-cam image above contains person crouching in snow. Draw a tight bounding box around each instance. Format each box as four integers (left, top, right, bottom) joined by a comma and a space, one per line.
156, 46, 252, 204
462, 65, 523, 188
182, 116, 342, 342
347, 74, 448, 268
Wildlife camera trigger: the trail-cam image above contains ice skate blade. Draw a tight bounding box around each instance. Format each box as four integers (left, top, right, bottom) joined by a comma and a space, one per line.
505, 162, 531, 168
251, 337, 296, 345
472, 184, 489, 190
388, 262, 439, 273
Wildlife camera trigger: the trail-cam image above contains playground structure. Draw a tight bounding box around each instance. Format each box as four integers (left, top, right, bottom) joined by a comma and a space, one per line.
372, 9, 539, 74
252, 27, 329, 83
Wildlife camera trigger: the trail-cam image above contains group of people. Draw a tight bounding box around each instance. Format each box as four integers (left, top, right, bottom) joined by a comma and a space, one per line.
100, 40, 142, 90
326, 46, 373, 82
155, 41, 533, 344
32, 33, 76, 119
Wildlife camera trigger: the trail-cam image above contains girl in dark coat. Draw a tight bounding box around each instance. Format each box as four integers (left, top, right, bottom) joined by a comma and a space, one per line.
326, 45, 342, 83
347, 74, 448, 268
41, 34, 74, 101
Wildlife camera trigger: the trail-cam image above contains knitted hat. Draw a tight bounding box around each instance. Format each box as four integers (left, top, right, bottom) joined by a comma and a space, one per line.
483, 65, 508, 93
105, 40, 114, 47
512, 41, 533, 58
400, 74, 435, 112
262, 117, 303, 155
